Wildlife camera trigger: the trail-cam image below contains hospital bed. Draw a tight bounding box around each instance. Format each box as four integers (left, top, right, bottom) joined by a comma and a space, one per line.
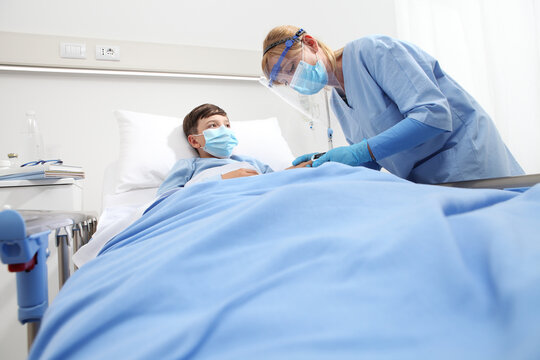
2, 110, 540, 359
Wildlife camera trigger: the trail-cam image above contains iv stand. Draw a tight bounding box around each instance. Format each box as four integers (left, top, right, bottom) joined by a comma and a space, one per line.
323, 89, 334, 150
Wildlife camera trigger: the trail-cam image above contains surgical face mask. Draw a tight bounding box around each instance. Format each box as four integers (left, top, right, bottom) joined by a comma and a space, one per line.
290, 45, 328, 95
195, 125, 238, 158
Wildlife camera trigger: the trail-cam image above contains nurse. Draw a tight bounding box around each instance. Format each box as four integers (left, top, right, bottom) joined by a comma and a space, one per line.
261, 25, 524, 183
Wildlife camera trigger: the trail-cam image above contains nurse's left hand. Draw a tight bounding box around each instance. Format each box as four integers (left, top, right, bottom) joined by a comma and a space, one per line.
292, 152, 317, 166
312, 140, 372, 167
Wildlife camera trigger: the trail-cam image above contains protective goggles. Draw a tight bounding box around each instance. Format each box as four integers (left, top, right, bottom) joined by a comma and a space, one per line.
264, 29, 305, 87
21, 159, 63, 167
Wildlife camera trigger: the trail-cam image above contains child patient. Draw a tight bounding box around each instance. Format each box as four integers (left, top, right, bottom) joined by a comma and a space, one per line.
157, 103, 274, 196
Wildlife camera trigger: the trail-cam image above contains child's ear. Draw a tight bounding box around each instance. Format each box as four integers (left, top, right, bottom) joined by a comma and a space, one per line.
187, 135, 201, 148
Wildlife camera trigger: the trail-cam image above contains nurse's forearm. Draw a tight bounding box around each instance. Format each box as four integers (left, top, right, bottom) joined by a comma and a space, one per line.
367, 117, 446, 160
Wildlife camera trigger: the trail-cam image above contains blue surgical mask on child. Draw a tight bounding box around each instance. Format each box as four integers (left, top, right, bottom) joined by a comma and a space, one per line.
290, 45, 328, 95
195, 126, 238, 158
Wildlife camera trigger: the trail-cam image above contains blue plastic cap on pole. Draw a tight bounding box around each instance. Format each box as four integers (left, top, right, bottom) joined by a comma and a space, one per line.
0, 209, 50, 324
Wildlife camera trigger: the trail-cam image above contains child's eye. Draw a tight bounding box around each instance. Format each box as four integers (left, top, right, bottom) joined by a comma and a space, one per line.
226, 123, 231, 128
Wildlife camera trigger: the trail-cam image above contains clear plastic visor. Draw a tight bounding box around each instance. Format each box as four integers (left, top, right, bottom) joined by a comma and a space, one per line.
268, 55, 300, 87
264, 48, 342, 93
258, 76, 331, 125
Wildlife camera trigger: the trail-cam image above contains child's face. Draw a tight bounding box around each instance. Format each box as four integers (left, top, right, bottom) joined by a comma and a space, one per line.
188, 114, 231, 158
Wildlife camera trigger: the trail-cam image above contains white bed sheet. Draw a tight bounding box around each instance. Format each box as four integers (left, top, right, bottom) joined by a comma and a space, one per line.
72, 187, 157, 267
73, 161, 159, 267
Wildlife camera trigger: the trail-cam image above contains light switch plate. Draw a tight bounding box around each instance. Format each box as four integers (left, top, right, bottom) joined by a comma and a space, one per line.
60, 43, 87, 59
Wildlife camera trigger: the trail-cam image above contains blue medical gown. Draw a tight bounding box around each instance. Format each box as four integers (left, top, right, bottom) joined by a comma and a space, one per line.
331, 35, 524, 183
157, 155, 273, 195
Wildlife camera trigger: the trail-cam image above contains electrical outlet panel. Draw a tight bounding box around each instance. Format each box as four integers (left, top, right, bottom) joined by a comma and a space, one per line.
95, 45, 120, 61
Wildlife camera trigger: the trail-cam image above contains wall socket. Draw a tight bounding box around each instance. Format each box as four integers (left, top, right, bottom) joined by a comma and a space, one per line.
95, 45, 120, 61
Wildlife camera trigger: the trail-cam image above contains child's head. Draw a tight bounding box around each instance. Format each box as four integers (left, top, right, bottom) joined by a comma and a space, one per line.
184, 104, 237, 158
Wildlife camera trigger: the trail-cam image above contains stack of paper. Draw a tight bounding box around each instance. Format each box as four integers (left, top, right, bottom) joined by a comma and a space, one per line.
0, 164, 85, 180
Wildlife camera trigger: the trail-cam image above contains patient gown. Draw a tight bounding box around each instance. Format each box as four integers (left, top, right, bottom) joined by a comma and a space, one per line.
158, 155, 272, 195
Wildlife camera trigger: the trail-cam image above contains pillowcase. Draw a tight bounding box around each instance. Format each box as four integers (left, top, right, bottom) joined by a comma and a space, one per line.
231, 117, 295, 171
114, 110, 294, 193
114, 110, 197, 193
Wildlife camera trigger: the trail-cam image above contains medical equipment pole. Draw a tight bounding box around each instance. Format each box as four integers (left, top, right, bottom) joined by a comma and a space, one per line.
56, 227, 71, 287
89, 217, 98, 238
27, 322, 40, 350
82, 220, 89, 245
323, 90, 334, 150
72, 223, 82, 252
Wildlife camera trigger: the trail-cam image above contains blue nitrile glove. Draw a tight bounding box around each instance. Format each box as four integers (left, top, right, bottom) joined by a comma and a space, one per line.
312, 140, 372, 167
292, 152, 318, 166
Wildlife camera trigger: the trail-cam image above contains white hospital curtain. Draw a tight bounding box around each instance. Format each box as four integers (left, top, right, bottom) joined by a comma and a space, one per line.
395, 0, 540, 173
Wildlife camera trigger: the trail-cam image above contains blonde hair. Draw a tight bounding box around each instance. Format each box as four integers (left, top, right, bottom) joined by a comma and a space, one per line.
261, 25, 343, 79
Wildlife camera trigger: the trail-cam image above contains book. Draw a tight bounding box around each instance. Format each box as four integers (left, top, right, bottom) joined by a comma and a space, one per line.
0, 164, 85, 180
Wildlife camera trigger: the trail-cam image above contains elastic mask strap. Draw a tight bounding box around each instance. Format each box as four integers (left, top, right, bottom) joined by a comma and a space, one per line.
268, 29, 305, 87
300, 42, 320, 66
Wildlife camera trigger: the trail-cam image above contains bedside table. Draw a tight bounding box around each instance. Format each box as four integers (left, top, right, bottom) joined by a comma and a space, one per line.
0, 178, 83, 211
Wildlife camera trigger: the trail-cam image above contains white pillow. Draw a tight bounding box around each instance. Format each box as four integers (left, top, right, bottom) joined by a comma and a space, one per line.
114, 110, 294, 193
231, 116, 294, 171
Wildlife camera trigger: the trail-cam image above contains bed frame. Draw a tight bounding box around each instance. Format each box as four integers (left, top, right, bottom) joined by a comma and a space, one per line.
438, 173, 540, 191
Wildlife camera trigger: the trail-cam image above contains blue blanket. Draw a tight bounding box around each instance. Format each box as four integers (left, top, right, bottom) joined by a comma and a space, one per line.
29, 164, 540, 360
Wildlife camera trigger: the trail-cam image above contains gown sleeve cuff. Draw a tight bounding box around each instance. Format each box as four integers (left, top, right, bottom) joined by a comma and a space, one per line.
369, 117, 447, 160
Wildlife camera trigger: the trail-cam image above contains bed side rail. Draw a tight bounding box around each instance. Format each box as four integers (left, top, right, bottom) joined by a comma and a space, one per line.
437, 173, 540, 191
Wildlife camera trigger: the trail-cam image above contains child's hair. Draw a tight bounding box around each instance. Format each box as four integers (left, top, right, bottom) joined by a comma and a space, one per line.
183, 103, 227, 137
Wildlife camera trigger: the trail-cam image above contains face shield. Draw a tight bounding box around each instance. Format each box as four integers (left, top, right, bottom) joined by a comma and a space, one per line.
263, 29, 343, 90
262, 29, 342, 150
258, 77, 335, 150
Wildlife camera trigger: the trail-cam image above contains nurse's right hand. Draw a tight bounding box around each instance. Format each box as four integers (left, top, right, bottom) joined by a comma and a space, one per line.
292, 153, 317, 166
311, 140, 372, 167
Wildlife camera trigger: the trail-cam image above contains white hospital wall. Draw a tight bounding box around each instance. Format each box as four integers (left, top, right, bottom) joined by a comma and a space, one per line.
0, 1, 398, 359
0, 0, 397, 51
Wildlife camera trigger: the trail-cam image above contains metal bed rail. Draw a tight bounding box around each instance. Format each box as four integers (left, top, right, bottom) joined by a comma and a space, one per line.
0, 209, 97, 352
437, 173, 540, 191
